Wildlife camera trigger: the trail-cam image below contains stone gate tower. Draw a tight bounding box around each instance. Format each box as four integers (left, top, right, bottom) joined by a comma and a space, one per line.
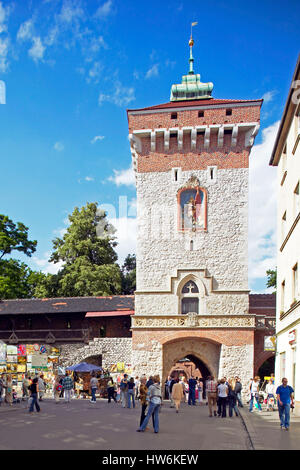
127, 35, 262, 386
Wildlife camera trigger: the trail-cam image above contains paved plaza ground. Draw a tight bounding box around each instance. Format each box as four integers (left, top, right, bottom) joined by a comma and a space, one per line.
0, 398, 299, 452
0, 398, 250, 451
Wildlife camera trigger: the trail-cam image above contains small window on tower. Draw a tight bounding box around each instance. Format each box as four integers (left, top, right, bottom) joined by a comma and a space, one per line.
226, 109, 232, 116
198, 111, 204, 117
171, 112, 178, 120
174, 169, 178, 181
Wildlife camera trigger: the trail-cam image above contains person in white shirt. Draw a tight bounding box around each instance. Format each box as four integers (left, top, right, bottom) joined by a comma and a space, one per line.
266, 379, 276, 411
217, 379, 228, 418
249, 376, 262, 412
38, 375, 45, 401
89, 373, 98, 403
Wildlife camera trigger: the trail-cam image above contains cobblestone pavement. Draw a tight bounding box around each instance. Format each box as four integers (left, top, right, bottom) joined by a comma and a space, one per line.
0, 399, 250, 450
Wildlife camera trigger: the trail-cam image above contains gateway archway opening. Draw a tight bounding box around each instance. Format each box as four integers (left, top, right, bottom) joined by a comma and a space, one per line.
83, 354, 102, 367
258, 355, 275, 379
169, 354, 211, 381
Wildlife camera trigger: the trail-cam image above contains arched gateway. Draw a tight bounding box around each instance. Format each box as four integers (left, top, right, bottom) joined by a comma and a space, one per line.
163, 337, 218, 381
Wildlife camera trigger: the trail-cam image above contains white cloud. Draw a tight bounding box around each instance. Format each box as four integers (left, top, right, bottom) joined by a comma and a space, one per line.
58, 0, 84, 24
0, 1, 9, 34
32, 252, 64, 275
262, 90, 277, 104
86, 61, 103, 84
95, 0, 113, 18
108, 164, 135, 187
109, 216, 137, 266
0, 36, 9, 72
91, 135, 105, 144
84, 176, 94, 181
98, 80, 135, 107
248, 121, 280, 289
146, 63, 159, 79
53, 141, 64, 151
28, 36, 46, 62
17, 19, 34, 41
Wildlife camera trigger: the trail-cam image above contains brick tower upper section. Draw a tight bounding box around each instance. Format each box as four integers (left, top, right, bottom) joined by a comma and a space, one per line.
127, 98, 262, 175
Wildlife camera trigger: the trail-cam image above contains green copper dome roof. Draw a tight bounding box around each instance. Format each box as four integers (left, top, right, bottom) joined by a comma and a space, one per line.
170, 36, 213, 102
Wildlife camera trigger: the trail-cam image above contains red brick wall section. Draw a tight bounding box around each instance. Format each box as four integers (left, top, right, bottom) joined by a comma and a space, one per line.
132, 329, 254, 350
128, 105, 261, 134
129, 105, 260, 173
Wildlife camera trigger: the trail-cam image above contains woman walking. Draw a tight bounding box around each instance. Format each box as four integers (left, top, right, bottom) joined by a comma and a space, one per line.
228, 378, 239, 417
128, 377, 135, 408
54, 376, 62, 404
28, 377, 40, 413
249, 376, 262, 413
197, 379, 203, 405
5, 374, 13, 406
137, 375, 162, 433
172, 378, 184, 413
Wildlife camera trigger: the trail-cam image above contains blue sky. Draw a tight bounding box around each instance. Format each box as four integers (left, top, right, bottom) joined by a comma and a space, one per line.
0, 0, 299, 293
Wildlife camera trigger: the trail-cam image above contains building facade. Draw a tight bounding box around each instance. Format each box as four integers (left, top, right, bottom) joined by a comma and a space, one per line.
270, 54, 300, 407
127, 36, 269, 388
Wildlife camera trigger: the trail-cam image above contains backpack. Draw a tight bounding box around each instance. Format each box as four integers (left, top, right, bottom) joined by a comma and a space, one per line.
56, 384, 62, 392
120, 380, 128, 390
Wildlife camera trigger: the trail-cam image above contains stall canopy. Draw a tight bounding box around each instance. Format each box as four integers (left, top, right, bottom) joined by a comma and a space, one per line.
66, 362, 102, 372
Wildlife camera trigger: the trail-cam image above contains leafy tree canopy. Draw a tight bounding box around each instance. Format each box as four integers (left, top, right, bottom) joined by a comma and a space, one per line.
34, 202, 122, 297
266, 268, 277, 291
0, 215, 37, 260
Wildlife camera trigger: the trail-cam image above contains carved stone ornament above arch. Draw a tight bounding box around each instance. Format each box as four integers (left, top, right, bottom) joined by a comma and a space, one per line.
179, 174, 201, 190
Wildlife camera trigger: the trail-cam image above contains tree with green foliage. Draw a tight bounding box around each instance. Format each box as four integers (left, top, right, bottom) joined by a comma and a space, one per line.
0, 215, 37, 260
34, 202, 122, 297
266, 268, 277, 291
0, 215, 41, 299
121, 254, 136, 294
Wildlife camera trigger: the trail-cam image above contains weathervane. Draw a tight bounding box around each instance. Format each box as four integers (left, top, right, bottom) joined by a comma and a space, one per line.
189, 22, 198, 74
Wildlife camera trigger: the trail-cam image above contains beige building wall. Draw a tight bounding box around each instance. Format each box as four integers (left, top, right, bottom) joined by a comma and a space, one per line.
271, 55, 300, 408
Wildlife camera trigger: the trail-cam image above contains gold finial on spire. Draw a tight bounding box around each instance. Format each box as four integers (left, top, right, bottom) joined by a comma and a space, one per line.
190, 21, 198, 45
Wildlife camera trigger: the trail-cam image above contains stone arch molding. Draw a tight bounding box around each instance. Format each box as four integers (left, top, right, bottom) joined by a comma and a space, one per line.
173, 271, 211, 315
162, 337, 221, 382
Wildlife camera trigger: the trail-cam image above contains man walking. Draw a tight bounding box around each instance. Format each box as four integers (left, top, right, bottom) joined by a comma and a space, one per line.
120, 374, 128, 408
234, 377, 243, 408
188, 375, 197, 406
90, 372, 98, 403
276, 378, 294, 431
38, 374, 46, 401
206, 375, 218, 417
62, 372, 74, 403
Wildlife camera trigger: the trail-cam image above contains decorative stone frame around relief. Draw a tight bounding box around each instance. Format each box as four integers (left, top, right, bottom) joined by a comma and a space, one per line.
177, 175, 208, 233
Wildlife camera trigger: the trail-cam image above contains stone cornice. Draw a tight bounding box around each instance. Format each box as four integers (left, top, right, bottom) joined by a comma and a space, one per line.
131, 314, 255, 329
134, 289, 250, 295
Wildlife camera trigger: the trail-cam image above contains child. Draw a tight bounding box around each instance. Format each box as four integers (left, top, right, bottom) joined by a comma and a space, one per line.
12, 389, 20, 404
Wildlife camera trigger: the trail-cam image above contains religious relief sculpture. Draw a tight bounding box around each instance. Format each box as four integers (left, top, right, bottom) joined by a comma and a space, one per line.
178, 187, 207, 231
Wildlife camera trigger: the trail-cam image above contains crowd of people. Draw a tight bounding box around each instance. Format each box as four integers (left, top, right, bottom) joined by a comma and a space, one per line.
0, 370, 295, 432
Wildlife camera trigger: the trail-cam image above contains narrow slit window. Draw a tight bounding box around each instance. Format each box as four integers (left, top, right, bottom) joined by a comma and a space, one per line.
190, 240, 194, 251
174, 169, 178, 181
210, 168, 214, 180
